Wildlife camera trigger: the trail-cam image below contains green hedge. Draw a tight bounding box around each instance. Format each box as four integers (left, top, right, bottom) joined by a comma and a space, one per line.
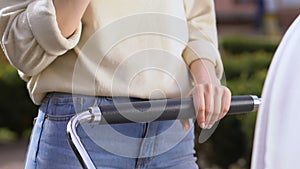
0, 62, 37, 138
224, 51, 272, 96
221, 36, 278, 54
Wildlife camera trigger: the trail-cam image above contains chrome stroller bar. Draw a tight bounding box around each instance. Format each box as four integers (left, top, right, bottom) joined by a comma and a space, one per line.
67, 95, 261, 169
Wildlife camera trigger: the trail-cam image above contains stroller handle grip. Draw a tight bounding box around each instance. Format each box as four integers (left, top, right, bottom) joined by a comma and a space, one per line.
89, 95, 261, 124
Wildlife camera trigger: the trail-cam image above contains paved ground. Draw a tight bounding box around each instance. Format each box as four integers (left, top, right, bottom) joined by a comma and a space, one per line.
0, 140, 28, 169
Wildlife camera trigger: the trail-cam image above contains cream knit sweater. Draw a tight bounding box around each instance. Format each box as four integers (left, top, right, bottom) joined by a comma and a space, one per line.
0, 0, 223, 105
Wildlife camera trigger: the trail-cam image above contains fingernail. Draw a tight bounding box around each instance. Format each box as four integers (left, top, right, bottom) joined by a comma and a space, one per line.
208, 124, 213, 129
184, 125, 190, 131
183, 123, 188, 131
200, 122, 205, 129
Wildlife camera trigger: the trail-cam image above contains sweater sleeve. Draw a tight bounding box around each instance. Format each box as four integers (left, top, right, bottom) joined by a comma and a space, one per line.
0, 0, 82, 76
182, 0, 223, 79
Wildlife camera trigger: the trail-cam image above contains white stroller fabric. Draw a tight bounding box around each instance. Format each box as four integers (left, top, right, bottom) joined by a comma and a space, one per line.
251, 15, 300, 169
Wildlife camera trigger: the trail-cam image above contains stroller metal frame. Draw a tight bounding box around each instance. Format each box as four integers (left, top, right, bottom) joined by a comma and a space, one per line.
67, 95, 261, 169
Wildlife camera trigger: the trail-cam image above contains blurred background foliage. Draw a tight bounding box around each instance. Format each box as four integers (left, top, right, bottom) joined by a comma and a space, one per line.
195, 36, 277, 169
0, 35, 277, 168
0, 60, 37, 140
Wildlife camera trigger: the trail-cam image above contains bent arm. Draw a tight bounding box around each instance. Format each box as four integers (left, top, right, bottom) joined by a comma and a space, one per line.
182, 0, 231, 129
183, 0, 223, 79
53, 0, 90, 38
190, 59, 231, 129
0, 0, 82, 76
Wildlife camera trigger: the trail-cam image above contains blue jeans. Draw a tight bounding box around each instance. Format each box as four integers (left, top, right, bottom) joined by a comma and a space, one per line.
24, 93, 198, 169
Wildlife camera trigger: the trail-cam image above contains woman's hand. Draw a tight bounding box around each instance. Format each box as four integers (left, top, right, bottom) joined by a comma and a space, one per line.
53, 0, 91, 38
192, 82, 231, 129
187, 59, 231, 130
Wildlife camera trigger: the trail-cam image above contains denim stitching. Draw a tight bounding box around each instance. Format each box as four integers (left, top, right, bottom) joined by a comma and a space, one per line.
34, 97, 51, 169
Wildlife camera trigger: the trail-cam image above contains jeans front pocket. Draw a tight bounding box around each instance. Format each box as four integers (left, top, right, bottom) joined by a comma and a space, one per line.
36, 104, 82, 168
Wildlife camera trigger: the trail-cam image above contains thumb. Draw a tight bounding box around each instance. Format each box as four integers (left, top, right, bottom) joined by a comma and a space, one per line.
180, 119, 190, 131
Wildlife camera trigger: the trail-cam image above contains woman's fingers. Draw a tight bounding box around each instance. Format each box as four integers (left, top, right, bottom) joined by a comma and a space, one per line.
218, 87, 232, 120
193, 84, 231, 129
192, 85, 206, 129
203, 85, 215, 129
206, 87, 221, 128
180, 119, 190, 131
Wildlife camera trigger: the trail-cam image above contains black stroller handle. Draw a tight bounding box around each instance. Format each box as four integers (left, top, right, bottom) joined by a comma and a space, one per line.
67, 95, 261, 169
90, 95, 260, 124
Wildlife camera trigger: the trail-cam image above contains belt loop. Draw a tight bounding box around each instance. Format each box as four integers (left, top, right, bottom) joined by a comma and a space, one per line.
33, 117, 37, 125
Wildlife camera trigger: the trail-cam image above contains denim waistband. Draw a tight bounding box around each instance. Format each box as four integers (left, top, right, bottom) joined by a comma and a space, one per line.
40, 92, 150, 116
44, 92, 149, 103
